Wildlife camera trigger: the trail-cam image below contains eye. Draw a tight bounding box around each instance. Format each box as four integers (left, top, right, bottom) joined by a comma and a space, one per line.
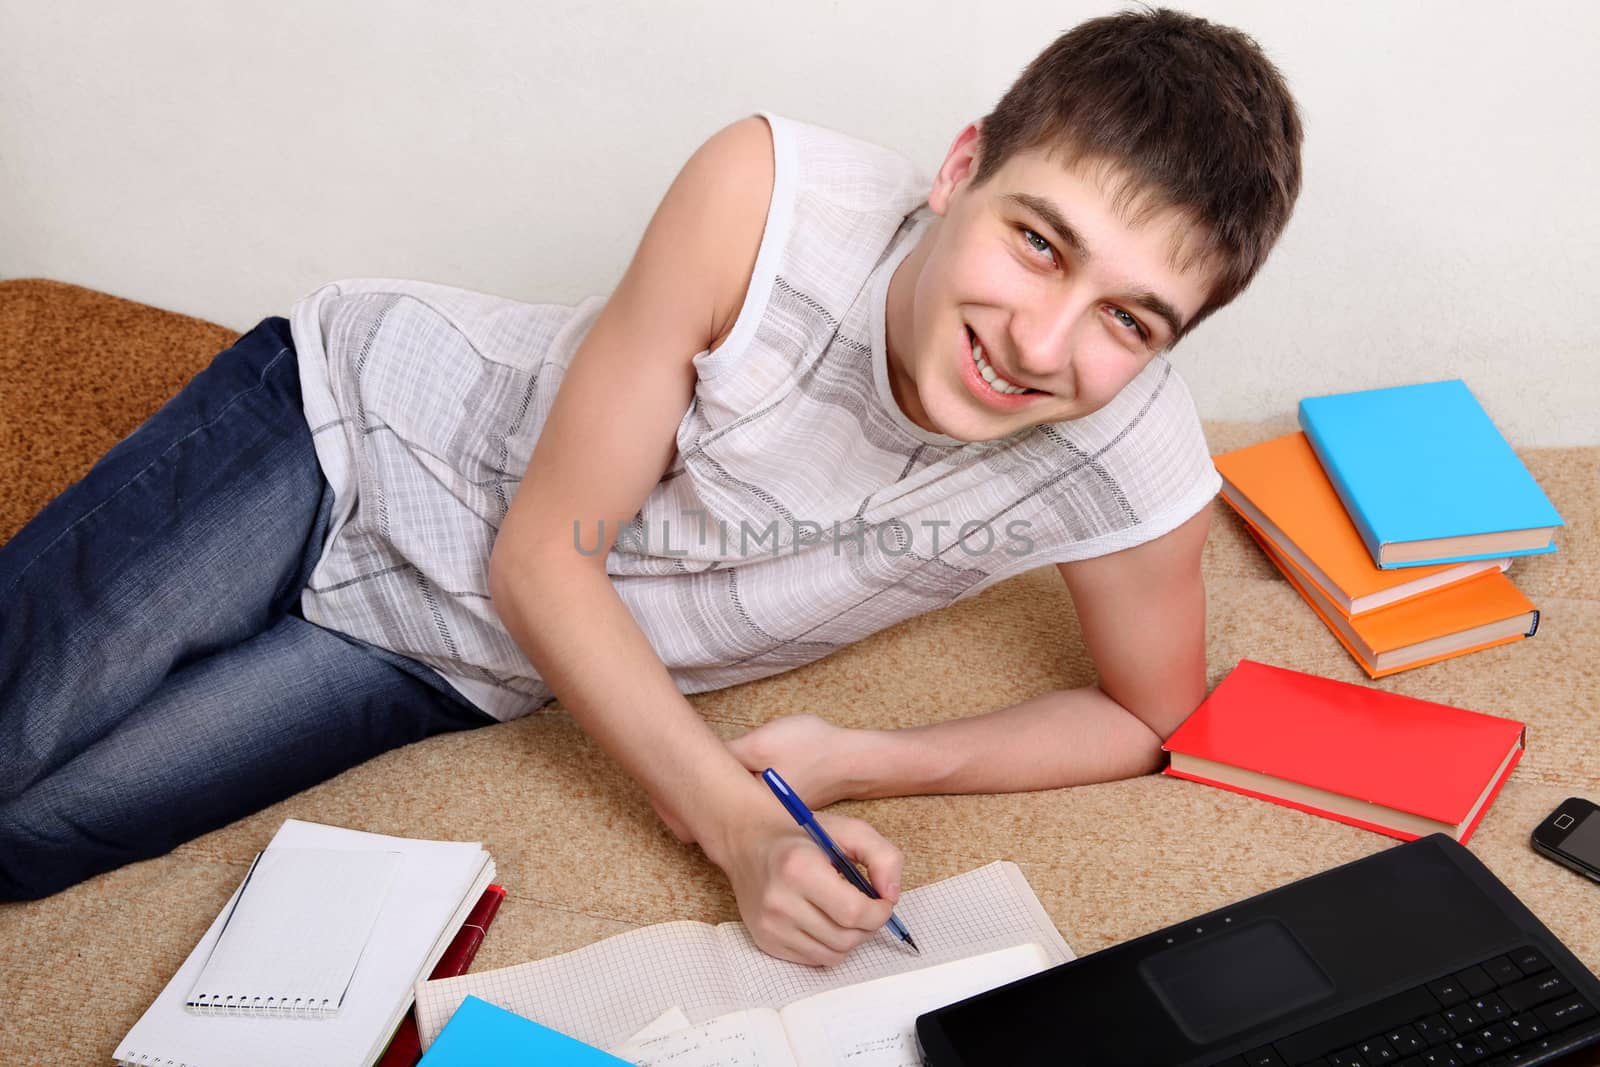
1020, 227, 1056, 264
1108, 307, 1149, 342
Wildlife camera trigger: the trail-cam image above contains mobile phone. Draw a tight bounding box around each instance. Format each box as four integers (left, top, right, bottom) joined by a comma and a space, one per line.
1531, 796, 1600, 884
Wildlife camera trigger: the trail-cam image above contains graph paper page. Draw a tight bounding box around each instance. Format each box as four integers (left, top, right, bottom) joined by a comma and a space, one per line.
414, 861, 1070, 1051
416, 920, 738, 1051
720, 861, 1069, 1010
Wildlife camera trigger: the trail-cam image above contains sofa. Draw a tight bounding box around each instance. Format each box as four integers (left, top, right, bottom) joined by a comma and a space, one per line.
2, 277, 1597, 1063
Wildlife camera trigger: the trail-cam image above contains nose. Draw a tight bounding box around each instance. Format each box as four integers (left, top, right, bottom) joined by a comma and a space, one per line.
1008, 293, 1084, 380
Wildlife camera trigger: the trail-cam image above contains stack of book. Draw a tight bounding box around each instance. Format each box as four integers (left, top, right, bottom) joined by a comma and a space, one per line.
1215, 379, 1563, 678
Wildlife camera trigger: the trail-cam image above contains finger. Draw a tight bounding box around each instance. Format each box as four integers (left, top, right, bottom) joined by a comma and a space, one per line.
759, 926, 849, 968
778, 892, 881, 966
818, 814, 905, 903
785, 842, 894, 938
752, 868, 857, 965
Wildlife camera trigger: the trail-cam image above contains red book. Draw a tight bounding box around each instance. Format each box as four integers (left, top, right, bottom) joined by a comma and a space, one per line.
1163, 660, 1525, 843
374, 884, 508, 1067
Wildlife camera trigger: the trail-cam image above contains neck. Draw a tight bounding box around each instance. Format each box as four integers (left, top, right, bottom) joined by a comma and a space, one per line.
884, 220, 938, 433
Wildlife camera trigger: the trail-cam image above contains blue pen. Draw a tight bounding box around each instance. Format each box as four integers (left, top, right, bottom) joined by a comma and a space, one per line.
761, 767, 919, 954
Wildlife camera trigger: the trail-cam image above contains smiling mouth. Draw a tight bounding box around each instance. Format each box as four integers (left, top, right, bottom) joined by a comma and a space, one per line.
967, 327, 1041, 396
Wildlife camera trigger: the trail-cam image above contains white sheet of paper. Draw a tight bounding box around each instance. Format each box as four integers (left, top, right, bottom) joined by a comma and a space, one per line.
187, 847, 401, 1015
612, 943, 1050, 1067
615, 1009, 794, 1067
779, 943, 1051, 1067
622, 1006, 694, 1045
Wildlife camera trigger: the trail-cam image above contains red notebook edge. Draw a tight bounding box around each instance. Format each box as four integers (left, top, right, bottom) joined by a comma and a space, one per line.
1164, 711, 1526, 845
434, 883, 508, 975
374, 883, 508, 1067
1163, 764, 1428, 842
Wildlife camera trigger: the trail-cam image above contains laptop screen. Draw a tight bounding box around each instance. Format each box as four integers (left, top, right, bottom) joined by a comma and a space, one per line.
918, 839, 1532, 1065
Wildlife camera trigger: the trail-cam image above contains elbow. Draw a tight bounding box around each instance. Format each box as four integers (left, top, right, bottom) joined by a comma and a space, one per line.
1103, 662, 1208, 745
486, 535, 519, 608
1101, 686, 1198, 745
487, 537, 556, 610
1096, 687, 1196, 777
486, 529, 549, 616
1085, 716, 1168, 779
1128, 727, 1168, 777
487, 524, 607, 614
1141, 703, 1202, 749
1145, 699, 1202, 745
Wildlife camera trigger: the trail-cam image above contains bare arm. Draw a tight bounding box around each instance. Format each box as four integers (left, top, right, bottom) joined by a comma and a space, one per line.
728, 507, 1212, 801
489, 117, 901, 964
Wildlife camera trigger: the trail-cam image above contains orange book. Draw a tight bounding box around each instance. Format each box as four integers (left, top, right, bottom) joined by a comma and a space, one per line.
1164, 659, 1525, 843
1247, 526, 1539, 678
1215, 432, 1509, 615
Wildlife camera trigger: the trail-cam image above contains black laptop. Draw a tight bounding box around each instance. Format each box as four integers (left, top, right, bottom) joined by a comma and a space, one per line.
917, 835, 1600, 1066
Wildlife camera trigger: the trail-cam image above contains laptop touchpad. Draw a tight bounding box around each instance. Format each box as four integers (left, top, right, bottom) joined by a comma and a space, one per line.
1140, 918, 1334, 1045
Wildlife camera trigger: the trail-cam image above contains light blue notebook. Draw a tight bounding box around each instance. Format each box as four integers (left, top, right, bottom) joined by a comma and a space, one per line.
418, 995, 632, 1066
1298, 379, 1564, 569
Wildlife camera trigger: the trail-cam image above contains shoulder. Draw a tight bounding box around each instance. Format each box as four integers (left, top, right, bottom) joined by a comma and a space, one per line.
768, 114, 928, 215
663, 114, 929, 365
1106, 361, 1218, 524
997, 361, 1218, 564
681, 115, 775, 204
685, 115, 924, 352
666, 117, 775, 354
1073, 359, 1214, 489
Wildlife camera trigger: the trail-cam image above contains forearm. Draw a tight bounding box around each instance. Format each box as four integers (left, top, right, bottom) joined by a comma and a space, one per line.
490, 556, 771, 860
845, 684, 1168, 799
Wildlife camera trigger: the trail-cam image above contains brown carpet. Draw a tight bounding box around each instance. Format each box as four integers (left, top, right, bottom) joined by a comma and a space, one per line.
2, 278, 1597, 1064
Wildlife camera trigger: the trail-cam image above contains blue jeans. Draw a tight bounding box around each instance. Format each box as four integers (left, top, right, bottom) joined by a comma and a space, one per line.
0, 317, 492, 900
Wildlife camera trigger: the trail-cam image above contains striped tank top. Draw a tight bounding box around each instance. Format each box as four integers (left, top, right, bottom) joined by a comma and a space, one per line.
290, 112, 1220, 721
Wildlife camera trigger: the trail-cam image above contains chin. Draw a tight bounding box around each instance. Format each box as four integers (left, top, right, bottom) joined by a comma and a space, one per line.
924, 398, 1015, 443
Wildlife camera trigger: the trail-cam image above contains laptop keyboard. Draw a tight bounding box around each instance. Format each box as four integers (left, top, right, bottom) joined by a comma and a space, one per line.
1212, 945, 1600, 1067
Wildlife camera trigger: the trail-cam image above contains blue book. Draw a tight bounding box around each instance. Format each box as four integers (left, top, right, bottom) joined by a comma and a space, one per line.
418, 995, 631, 1066
1298, 380, 1563, 569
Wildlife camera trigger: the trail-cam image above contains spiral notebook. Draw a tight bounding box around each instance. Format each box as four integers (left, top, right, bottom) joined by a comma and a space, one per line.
114, 819, 495, 1067
185, 847, 402, 1016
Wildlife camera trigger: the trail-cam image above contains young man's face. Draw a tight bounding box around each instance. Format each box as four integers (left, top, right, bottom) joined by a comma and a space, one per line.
885, 124, 1215, 443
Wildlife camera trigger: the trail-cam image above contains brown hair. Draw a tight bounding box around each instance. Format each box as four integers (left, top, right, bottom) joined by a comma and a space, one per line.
974, 7, 1303, 335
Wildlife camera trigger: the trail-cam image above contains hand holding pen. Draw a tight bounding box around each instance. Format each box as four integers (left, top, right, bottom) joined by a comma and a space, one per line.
762, 767, 920, 954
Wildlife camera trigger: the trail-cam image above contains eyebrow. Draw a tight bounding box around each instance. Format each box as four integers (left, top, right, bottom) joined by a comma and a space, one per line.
1004, 192, 1187, 342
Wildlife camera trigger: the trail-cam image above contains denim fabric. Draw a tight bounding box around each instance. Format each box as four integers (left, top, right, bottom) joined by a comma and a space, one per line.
0, 317, 491, 900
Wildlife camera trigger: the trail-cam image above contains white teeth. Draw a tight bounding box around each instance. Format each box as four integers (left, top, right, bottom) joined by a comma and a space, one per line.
970, 335, 1031, 395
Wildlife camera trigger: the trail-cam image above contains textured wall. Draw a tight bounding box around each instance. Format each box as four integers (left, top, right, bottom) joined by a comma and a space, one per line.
2, 0, 1596, 444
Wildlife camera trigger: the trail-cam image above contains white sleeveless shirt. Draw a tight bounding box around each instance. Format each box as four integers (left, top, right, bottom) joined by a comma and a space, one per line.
291, 113, 1220, 721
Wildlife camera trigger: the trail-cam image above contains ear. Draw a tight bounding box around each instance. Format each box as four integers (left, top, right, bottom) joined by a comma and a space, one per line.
928, 122, 983, 217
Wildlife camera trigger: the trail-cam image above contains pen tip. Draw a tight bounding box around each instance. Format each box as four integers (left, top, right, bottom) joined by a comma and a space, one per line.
905, 936, 921, 954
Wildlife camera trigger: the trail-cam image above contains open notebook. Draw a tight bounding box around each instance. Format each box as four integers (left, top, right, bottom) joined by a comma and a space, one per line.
415, 861, 1070, 1054
614, 942, 1052, 1066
